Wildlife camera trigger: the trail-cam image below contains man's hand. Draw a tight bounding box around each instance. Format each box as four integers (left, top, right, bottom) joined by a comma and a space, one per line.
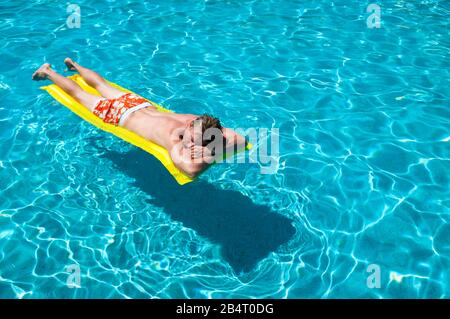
170, 142, 209, 178
190, 145, 214, 164
221, 128, 247, 155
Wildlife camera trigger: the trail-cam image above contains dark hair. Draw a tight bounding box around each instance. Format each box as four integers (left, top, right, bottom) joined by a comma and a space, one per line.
191, 114, 223, 146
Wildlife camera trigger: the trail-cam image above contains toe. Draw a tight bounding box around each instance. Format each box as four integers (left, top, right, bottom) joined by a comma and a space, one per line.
64, 58, 76, 71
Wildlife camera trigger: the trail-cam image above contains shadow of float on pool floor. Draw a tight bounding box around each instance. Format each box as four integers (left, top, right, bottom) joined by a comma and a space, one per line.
103, 148, 296, 273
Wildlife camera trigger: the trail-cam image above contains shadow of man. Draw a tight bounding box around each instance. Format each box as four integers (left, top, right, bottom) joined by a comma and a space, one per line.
103, 148, 296, 273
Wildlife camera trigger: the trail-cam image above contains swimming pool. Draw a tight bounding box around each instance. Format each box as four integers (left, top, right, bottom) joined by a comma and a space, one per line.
0, 0, 449, 298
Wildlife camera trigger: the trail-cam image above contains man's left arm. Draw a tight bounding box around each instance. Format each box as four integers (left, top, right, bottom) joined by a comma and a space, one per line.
222, 128, 247, 154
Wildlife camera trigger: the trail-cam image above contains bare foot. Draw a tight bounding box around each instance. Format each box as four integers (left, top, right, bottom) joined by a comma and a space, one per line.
32, 63, 51, 81
64, 57, 78, 71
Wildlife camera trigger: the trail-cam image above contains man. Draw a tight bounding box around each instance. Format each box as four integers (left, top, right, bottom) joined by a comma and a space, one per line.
32, 58, 247, 178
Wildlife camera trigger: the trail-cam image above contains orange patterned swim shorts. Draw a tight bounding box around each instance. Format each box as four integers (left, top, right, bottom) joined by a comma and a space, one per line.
93, 93, 152, 126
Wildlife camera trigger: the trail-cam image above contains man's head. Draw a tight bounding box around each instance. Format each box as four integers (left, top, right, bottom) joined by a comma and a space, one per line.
184, 114, 223, 147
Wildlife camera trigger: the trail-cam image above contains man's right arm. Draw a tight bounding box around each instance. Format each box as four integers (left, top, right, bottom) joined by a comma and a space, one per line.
170, 142, 205, 179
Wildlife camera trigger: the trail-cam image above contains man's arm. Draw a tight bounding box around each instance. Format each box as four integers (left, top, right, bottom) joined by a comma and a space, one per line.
170, 142, 207, 178
222, 128, 247, 155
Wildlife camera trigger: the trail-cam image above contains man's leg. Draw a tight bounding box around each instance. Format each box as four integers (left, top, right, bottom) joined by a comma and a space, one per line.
32, 63, 102, 111
64, 58, 125, 99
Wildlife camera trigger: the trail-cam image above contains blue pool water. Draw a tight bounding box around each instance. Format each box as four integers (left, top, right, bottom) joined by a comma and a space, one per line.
0, 0, 449, 298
